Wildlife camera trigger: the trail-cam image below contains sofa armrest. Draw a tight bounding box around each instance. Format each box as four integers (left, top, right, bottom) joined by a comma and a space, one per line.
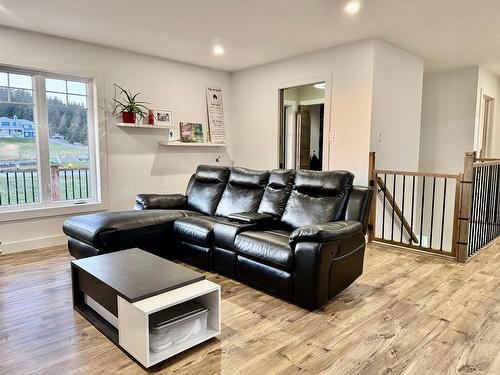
289, 220, 363, 245
227, 212, 277, 225
292, 220, 366, 310
135, 193, 186, 210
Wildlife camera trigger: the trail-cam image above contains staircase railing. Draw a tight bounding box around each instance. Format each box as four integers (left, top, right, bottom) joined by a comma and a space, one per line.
367, 152, 500, 262
368, 152, 459, 259
456, 153, 500, 261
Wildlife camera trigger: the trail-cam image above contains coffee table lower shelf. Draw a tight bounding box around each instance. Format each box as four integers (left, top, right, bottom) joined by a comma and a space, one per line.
73, 277, 221, 368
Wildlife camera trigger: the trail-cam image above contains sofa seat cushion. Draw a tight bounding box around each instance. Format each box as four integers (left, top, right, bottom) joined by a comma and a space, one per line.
63, 209, 201, 250
173, 216, 231, 245
234, 230, 293, 271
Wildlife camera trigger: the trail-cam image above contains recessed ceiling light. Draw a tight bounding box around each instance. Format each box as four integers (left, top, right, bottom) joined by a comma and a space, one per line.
314, 82, 326, 90
344, 1, 361, 15
213, 45, 225, 56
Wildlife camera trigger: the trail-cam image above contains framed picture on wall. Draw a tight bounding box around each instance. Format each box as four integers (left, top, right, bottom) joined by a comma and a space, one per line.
153, 108, 173, 126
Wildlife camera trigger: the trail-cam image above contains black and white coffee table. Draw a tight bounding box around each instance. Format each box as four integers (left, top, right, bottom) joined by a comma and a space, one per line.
71, 248, 220, 368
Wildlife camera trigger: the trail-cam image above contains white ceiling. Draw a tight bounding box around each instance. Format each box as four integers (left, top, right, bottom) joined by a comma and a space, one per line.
1, 0, 500, 74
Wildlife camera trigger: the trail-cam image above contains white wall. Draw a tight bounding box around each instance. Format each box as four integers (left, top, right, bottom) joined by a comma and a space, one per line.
419, 66, 478, 174
231, 40, 375, 184
476, 66, 500, 157
0, 26, 233, 253
370, 40, 424, 171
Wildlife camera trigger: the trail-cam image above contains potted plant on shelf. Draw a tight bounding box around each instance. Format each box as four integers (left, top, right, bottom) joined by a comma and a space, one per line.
112, 84, 150, 124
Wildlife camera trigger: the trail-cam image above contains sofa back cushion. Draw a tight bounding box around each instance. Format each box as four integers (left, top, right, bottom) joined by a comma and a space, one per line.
215, 167, 270, 217
186, 165, 230, 215
280, 170, 354, 230
258, 169, 295, 217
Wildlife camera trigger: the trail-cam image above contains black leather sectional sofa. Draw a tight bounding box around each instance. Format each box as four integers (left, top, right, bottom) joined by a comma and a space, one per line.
63, 165, 372, 310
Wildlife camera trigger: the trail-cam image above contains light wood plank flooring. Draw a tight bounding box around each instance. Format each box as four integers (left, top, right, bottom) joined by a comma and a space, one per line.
1, 242, 500, 375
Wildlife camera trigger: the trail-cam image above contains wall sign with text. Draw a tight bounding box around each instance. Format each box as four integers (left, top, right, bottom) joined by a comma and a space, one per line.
206, 86, 225, 144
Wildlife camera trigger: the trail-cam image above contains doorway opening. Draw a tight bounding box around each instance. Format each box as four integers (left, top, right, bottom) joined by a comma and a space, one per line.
279, 82, 326, 170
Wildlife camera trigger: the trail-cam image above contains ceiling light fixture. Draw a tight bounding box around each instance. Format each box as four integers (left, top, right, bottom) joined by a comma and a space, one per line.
314, 82, 326, 90
213, 45, 225, 56
344, 1, 361, 15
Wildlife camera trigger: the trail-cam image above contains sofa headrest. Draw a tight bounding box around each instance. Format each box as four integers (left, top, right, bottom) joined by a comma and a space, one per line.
229, 167, 270, 188
294, 170, 354, 195
268, 169, 295, 188
195, 165, 230, 183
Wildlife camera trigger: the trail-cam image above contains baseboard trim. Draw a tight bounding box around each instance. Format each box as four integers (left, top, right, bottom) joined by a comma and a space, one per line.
0, 235, 67, 254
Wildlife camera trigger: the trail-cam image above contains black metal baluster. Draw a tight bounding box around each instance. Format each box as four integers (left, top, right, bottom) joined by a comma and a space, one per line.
429, 177, 436, 249
391, 174, 396, 241
468, 168, 476, 256
85, 169, 89, 198
440, 178, 447, 251
64, 170, 68, 200
0, 172, 3, 205
470, 167, 483, 255
492, 165, 498, 240
31, 171, 35, 202
490, 164, 496, 243
410, 176, 415, 244
420, 176, 426, 246
401, 175, 406, 243
6, 172, 11, 204
382, 174, 387, 239
473, 166, 481, 254
496, 165, 500, 238
22, 172, 26, 203
474, 166, 482, 254
71, 170, 75, 199
487, 165, 494, 245
78, 170, 82, 199
492, 164, 498, 242
14, 172, 19, 204
481, 165, 487, 251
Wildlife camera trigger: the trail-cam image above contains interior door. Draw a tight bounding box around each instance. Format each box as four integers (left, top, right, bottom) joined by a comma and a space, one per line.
296, 106, 311, 169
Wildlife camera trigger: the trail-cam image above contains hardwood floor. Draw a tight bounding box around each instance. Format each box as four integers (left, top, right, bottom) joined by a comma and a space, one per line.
1, 242, 500, 375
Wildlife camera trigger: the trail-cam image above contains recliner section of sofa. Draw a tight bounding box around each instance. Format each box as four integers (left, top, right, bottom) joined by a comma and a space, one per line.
63, 164, 373, 310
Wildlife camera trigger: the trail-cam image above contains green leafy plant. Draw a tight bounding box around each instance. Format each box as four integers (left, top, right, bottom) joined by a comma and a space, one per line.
111, 84, 150, 120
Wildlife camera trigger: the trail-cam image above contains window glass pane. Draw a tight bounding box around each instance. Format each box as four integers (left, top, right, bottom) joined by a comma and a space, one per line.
47, 92, 67, 105
68, 94, 87, 108
67, 81, 86, 95
0, 102, 39, 205
47, 83, 91, 201
0, 87, 7, 102
9, 74, 32, 89
0, 72, 7, 87
46, 78, 66, 93
9, 89, 33, 104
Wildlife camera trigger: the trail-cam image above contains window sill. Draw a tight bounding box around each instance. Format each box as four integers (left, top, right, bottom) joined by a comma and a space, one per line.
0, 201, 109, 223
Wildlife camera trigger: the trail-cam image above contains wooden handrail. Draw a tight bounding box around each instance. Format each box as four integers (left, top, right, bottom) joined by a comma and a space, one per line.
473, 160, 500, 167
476, 157, 500, 162
376, 176, 419, 243
374, 169, 459, 179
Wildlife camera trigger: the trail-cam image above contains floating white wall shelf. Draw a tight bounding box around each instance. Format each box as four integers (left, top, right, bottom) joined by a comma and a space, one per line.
159, 141, 226, 147
117, 123, 171, 129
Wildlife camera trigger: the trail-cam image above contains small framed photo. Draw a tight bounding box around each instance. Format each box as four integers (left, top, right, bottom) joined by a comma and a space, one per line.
153, 108, 173, 126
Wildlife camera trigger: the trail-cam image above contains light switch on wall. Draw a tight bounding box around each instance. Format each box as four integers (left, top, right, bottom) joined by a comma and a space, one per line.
377, 131, 382, 142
